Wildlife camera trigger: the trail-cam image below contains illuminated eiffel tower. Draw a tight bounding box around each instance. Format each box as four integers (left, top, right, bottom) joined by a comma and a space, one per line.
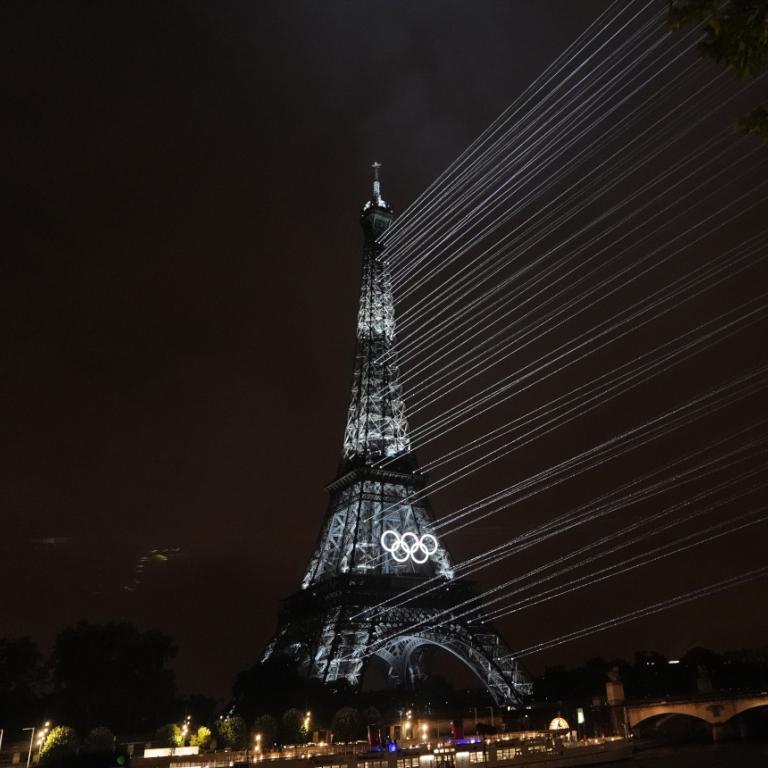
264, 165, 531, 705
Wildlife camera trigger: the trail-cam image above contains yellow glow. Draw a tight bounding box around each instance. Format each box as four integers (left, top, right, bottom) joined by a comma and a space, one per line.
549, 717, 570, 731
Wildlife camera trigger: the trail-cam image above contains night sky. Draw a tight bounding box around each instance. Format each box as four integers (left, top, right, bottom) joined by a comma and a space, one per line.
2, 1, 767, 701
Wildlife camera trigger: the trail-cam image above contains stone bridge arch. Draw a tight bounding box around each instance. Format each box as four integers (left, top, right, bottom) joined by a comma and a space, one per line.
726, 700, 768, 721
632, 710, 714, 732
628, 694, 768, 730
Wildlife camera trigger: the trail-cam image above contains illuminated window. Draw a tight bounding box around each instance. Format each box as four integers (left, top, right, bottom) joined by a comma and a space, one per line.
468, 752, 485, 763
495, 748, 518, 761
397, 758, 420, 768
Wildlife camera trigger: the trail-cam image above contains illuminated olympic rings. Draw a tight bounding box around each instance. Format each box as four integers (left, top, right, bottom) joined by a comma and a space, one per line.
380, 530, 439, 564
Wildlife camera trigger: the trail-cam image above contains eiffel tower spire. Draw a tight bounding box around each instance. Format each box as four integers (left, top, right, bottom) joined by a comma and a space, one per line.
263, 170, 531, 704
343, 162, 410, 464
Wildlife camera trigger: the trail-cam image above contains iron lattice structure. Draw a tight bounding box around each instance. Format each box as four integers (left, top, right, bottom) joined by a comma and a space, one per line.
264, 170, 531, 705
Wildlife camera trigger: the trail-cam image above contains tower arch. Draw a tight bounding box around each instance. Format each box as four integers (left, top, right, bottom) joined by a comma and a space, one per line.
373, 632, 530, 705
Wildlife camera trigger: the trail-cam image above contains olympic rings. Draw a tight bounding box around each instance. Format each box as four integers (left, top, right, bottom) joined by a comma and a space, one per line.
380, 530, 439, 564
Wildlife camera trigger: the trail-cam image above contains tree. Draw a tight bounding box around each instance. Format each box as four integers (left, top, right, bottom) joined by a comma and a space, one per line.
280, 709, 304, 745
218, 715, 246, 749
252, 714, 278, 748
232, 657, 323, 720
331, 707, 361, 742
668, 0, 768, 139
180, 694, 216, 725
231, 657, 360, 727
82, 727, 115, 753
40, 726, 79, 766
362, 706, 384, 736
155, 724, 184, 748
0, 636, 45, 729
51, 621, 177, 732
189, 726, 212, 751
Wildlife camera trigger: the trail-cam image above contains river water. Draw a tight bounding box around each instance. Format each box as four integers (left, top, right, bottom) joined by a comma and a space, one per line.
633, 742, 768, 766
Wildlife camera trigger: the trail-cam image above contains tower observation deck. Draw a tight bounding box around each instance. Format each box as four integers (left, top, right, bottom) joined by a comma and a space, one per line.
263, 166, 531, 705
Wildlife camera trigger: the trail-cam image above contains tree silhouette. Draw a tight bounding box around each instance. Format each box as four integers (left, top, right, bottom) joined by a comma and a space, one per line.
0, 636, 45, 729
668, 0, 768, 139
82, 727, 115, 754
280, 709, 304, 745
362, 705, 384, 733
331, 707, 361, 742
231, 656, 356, 725
252, 714, 278, 748
180, 694, 216, 726
51, 620, 176, 732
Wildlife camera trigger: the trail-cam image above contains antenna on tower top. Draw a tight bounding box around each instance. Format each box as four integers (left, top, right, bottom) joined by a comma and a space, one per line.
372, 161, 382, 200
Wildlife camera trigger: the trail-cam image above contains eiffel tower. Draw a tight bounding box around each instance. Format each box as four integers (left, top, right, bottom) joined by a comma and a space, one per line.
264, 165, 531, 705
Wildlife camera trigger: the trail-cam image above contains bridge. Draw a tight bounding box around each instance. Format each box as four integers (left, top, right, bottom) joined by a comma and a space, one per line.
626, 692, 768, 738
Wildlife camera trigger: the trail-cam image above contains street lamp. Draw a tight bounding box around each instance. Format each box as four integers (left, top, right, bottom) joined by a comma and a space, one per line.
22, 727, 35, 768
21, 722, 51, 767
38, 722, 52, 763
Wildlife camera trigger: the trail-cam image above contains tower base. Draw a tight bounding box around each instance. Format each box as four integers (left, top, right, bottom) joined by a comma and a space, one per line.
264, 574, 531, 706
